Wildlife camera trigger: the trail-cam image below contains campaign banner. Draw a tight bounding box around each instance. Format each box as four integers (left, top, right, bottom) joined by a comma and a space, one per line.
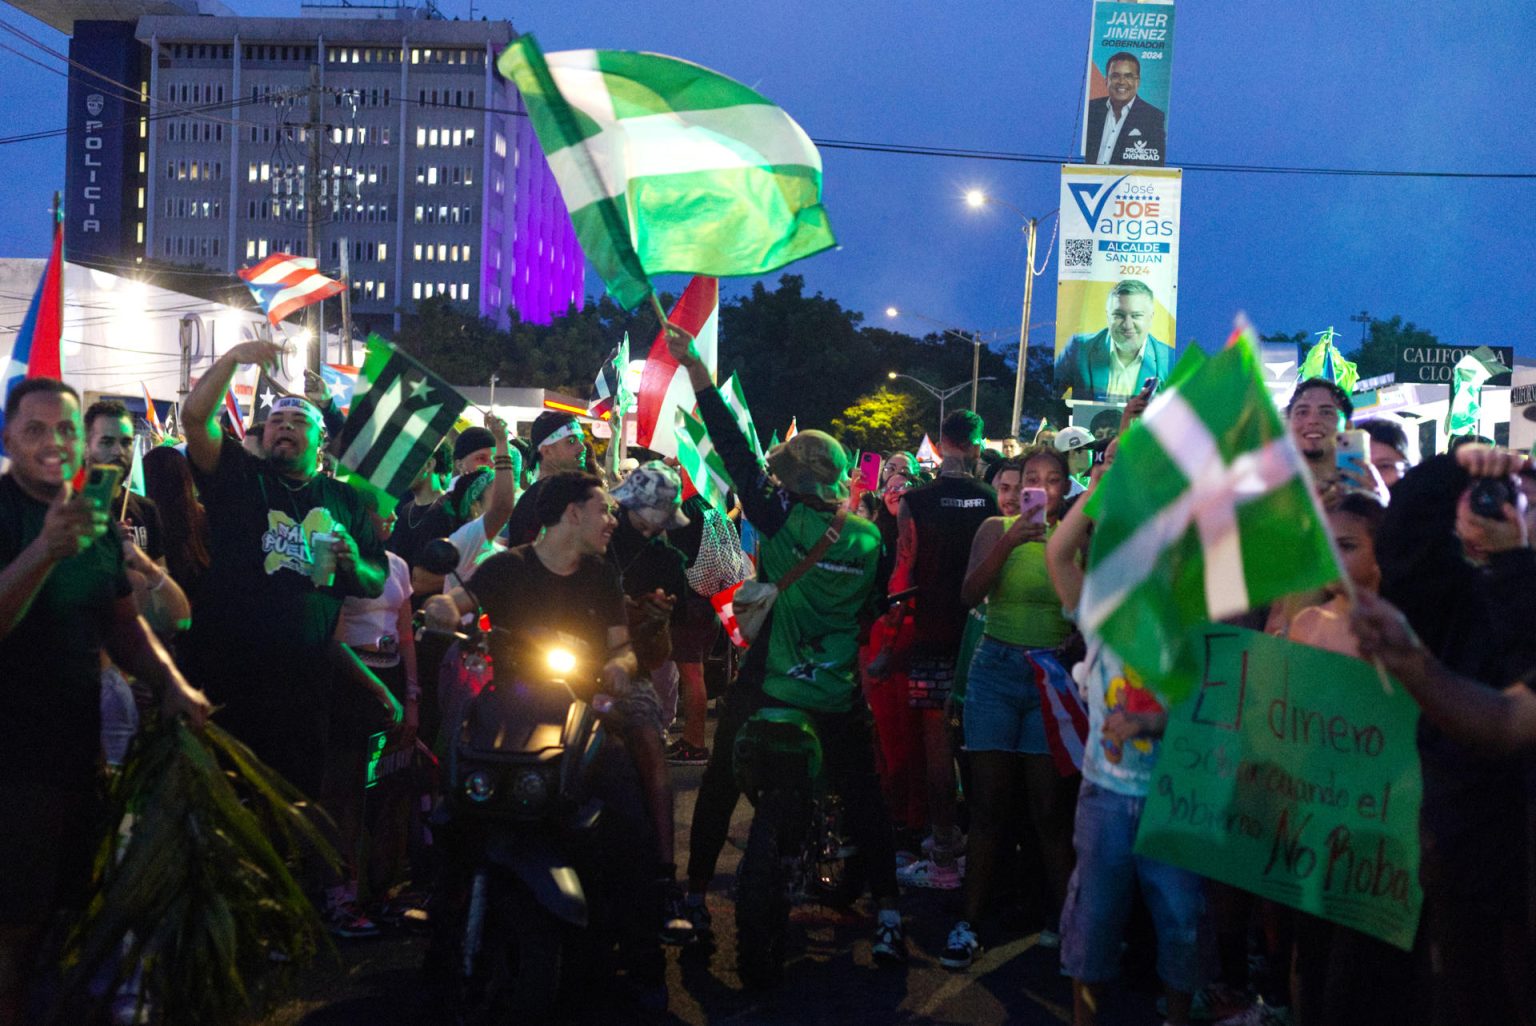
1134, 626, 1424, 950
1081, 0, 1175, 167
1054, 165, 1181, 402
1395, 343, 1514, 386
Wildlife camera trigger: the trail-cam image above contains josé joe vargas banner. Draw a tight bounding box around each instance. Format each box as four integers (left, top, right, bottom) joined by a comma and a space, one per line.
1054, 165, 1181, 402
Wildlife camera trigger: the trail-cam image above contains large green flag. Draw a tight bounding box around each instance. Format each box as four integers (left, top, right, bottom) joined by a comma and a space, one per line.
498, 37, 836, 310
676, 407, 732, 510
1081, 338, 1341, 700
1446, 345, 1509, 437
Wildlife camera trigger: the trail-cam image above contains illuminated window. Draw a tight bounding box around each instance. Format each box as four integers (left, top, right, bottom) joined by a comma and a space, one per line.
416, 127, 426, 147
412, 281, 421, 299
378, 242, 387, 260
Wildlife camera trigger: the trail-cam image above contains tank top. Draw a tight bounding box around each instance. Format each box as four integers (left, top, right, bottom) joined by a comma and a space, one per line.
983, 518, 1072, 648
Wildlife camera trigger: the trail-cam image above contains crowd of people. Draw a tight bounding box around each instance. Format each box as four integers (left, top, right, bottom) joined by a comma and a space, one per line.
2, 327, 1534, 1026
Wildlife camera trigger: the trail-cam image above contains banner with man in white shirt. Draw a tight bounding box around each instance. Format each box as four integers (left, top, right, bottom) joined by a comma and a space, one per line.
1081, 0, 1175, 167
1054, 165, 1181, 402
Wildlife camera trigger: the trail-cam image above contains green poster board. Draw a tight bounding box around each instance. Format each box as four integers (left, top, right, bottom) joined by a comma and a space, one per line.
1133, 625, 1424, 949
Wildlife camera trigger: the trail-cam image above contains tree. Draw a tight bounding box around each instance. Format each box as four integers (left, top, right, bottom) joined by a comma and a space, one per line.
1348, 316, 1438, 380
829, 386, 927, 454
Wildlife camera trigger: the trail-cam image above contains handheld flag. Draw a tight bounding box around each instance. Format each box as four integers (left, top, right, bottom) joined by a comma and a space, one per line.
141, 382, 165, 440
589, 333, 632, 419
238, 254, 345, 326
721, 372, 763, 459
1080, 334, 1342, 702
126, 439, 146, 497
915, 433, 938, 465
784, 417, 799, 442
497, 37, 835, 310
635, 276, 719, 457
675, 406, 733, 510
222, 388, 247, 441
318, 363, 358, 412
0, 203, 65, 455
1297, 326, 1359, 394
767, 429, 780, 450
1446, 345, 1509, 437
335, 334, 469, 513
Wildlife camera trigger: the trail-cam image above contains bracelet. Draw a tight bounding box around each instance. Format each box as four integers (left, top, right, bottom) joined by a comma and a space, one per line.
493, 456, 515, 468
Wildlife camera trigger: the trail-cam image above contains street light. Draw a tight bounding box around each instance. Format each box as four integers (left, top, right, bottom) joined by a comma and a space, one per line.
885, 306, 994, 412
887, 370, 996, 428
964, 189, 1059, 436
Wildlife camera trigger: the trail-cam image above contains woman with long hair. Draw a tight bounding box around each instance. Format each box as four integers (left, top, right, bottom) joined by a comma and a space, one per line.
141, 445, 211, 602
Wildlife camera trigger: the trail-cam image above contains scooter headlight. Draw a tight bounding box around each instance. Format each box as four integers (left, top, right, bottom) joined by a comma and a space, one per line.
463, 768, 496, 803
546, 646, 577, 676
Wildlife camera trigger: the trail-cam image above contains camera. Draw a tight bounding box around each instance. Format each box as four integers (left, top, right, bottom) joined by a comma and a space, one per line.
1469, 477, 1517, 519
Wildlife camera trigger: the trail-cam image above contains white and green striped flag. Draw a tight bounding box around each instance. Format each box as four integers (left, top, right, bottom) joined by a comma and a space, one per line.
1080, 337, 1341, 701
1446, 345, 1509, 437
497, 37, 836, 310
676, 406, 733, 511
721, 372, 763, 460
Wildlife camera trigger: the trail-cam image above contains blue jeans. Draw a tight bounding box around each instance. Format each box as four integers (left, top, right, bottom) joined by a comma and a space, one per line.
1060, 780, 1205, 993
961, 637, 1048, 754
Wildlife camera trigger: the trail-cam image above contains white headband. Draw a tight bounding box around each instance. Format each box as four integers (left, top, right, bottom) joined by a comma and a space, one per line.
539, 421, 583, 449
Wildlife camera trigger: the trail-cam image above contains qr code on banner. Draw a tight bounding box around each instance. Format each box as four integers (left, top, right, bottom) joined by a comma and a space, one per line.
1064, 238, 1094, 268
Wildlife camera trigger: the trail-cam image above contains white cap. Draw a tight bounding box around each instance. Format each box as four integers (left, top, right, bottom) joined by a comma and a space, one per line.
1054, 426, 1095, 452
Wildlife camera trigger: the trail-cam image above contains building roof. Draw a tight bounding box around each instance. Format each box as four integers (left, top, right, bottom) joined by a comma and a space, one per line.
6, 0, 225, 35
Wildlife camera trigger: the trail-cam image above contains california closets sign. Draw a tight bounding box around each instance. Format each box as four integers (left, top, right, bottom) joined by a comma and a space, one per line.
1396, 344, 1514, 385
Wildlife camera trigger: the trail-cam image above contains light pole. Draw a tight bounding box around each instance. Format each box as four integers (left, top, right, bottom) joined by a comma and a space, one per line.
964, 189, 1058, 436
885, 306, 995, 412
887, 370, 996, 428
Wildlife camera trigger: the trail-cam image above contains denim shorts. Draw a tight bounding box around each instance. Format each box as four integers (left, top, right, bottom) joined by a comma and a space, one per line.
1060, 780, 1206, 993
961, 636, 1048, 754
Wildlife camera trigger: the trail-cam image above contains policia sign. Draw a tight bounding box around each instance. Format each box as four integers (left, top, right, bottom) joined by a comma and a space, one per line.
1396, 344, 1514, 385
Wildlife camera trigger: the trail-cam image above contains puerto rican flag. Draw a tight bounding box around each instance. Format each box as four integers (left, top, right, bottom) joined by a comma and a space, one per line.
0, 205, 64, 456
238, 253, 345, 326
710, 582, 748, 649
223, 387, 247, 441
1030, 650, 1090, 775
635, 276, 718, 459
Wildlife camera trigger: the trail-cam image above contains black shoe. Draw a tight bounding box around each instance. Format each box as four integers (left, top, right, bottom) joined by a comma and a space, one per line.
665, 740, 710, 765
660, 888, 696, 946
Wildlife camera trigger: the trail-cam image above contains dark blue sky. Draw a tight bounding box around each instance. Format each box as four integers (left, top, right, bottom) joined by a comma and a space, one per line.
3, 0, 1533, 360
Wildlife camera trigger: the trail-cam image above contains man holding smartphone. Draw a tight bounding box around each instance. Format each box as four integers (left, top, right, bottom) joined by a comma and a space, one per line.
0, 378, 209, 1025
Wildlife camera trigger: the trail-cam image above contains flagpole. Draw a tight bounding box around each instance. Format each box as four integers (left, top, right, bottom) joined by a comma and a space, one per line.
52, 191, 63, 379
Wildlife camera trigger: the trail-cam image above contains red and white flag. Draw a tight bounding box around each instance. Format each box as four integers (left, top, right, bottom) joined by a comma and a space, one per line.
238, 253, 345, 326
222, 388, 246, 441
710, 582, 748, 649
141, 381, 165, 439
635, 276, 718, 458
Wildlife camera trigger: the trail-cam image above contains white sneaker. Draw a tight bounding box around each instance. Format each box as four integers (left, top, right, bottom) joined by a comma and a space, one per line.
940, 920, 981, 969
895, 858, 962, 890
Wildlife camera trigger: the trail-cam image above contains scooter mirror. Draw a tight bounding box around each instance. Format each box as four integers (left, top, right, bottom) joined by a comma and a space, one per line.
419, 538, 462, 576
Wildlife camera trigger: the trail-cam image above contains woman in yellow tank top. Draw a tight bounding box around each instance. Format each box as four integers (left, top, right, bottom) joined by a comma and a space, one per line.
939, 445, 1080, 970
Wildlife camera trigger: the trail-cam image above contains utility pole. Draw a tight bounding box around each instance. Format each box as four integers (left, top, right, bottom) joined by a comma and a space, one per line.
1010, 217, 1038, 436
339, 236, 353, 365
970, 334, 982, 412
305, 63, 322, 373
1351, 310, 1371, 346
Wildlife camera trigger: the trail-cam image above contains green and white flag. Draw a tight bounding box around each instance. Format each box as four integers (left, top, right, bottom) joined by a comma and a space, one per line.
721, 372, 763, 460
1080, 337, 1341, 700
335, 334, 469, 515
1446, 345, 1509, 437
676, 406, 732, 511
497, 37, 836, 310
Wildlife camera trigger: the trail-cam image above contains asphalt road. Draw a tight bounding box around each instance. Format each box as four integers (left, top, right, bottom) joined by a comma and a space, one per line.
252, 720, 1164, 1026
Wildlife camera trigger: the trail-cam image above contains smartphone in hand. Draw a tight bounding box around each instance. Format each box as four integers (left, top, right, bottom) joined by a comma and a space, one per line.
858, 452, 883, 493
1021, 486, 1048, 525
82, 464, 124, 513
1336, 429, 1369, 481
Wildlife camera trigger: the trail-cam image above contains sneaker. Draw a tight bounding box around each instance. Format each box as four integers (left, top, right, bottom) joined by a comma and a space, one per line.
326, 902, 381, 939
681, 895, 713, 942
871, 913, 907, 965
660, 888, 696, 946
939, 920, 981, 970
922, 831, 967, 859
1035, 928, 1060, 950
665, 740, 710, 766
894, 848, 921, 871
1180, 984, 1253, 1022
895, 858, 962, 890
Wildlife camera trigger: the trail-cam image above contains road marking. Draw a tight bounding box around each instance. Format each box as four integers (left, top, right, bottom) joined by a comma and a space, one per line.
911, 935, 1073, 1023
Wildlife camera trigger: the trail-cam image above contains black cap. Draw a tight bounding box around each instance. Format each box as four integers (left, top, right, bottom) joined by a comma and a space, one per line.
453, 426, 495, 462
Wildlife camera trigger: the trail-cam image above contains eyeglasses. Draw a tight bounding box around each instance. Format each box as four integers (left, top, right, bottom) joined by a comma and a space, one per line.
884, 481, 912, 495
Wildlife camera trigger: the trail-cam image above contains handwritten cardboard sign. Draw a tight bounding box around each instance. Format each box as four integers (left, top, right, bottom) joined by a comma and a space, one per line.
1133, 626, 1424, 949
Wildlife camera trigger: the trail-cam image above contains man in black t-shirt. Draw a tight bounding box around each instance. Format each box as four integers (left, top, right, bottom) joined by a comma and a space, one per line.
889, 409, 998, 888
0, 379, 209, 1023
181, 341, 396, 796
84, 398, 164, 560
